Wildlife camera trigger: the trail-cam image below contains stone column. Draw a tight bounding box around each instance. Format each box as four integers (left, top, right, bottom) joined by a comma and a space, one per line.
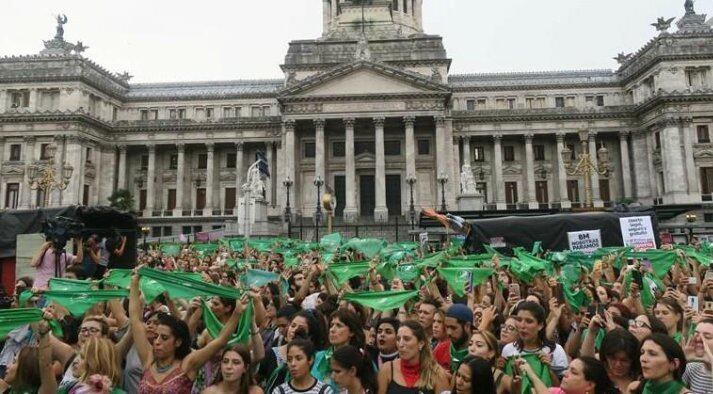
404, 116, 416, 178
0, 137, 4, 204
175, 143, 185, 216
645, 131, 660, 198
343, 118, 358, 222
146, 144, 156, 215
462, 136, 471, 167
21, 136, 36, 209
205, 142, 215, 215
284, 121, 296, 213
619, 131, 633, 199
415, 0, 424, 29
588, 132, 603, 207
323, 0, 331, 33
0, 90, 6, 113
314, 119, 326, 189
631, 130, 652, 203
493, 134, 505, 209
64, 136, 83, 206
524, 133, 538, 209
117, 145, 127, 190
235, 142, 244, 208
681, 119, 700, 200
374, 117, 388, 222
453, 137, 461, 196
28, 89, 37, 112
331, 0, 338, 20
51, 135, 66, 207
435, 116, 447, 206
266, 141, 274, 206
660, 119, 689, 203
555, 132, 571, 207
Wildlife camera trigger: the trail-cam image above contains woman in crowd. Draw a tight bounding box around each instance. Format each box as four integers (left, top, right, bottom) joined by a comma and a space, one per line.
203, 345, 263, 394
654, 298, 686, 344
58, 337, 123, 393
498, 316, 520, 349
312, 309, 366, 382
629, 314, 668, 343
330, 345, 378, 394
0, 321, 56, 394
598, 328, 641, 393
517, 356, 617, 394
628, 333, 690, 394
129, 273, 247, 394
374, 318, 399, 368
272, 339, 333, 394
453, 356, 496, 394
377, 320, 449, 394
501, 301, 569, 382
467, 330, 511, 394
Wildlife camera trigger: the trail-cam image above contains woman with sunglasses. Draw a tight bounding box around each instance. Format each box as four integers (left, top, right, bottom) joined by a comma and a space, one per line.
629, 314, 668, 343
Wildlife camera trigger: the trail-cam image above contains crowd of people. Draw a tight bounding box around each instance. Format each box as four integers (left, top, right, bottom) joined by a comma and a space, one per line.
0, 232, 712, 394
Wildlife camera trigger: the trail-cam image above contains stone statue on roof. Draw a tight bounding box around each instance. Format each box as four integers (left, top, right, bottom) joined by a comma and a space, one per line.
651, 17, 675, 32
55, 14, 68, 40
355, 34, 371, 60
685, 0, 695, 16
460, 164, 478, 195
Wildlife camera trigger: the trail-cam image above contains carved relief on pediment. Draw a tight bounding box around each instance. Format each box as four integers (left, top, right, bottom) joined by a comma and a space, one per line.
191, 170, 207, 182
219, 171, 237, 182
355, 152, 375, 163
502, 163, 522, 175
84, 162, 96, 179
694, 145, 713, 160
0, 162, 25, 176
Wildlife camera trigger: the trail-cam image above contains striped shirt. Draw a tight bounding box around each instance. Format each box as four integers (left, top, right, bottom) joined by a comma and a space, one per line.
683, 362, 713, 394
271, 380, 334, 394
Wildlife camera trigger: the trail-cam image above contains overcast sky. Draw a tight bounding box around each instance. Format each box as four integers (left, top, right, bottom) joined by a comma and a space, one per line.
1, 1, 706, 83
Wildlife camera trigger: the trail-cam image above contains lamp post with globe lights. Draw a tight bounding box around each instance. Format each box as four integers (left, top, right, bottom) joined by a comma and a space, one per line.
560, 129, 611, 209
27, 144, 73, 208
283, 175, 293, 237
437, 171, 448, 212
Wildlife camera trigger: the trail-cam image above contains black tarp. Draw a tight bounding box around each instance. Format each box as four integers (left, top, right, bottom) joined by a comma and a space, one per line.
469, 210, 660, 253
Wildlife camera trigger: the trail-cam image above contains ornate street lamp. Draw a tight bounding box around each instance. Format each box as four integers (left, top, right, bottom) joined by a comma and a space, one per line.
313, 175, 324, 241
437, 171, 448, 212
686, 212, 697, 244
141, 226, 151, 252
406, 175, 417, 230
283, 175, 294, 238
560, 130, 611, 208
27, 144, 73, 207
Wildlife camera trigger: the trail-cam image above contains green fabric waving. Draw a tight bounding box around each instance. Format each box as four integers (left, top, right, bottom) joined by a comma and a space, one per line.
241, 269, 280, 288
159, 243, 182, 257
437, 267, 494, 297
201, 299, 253, 347
138, 267, 239, 302
504, 353, 553, 394
0, 308, 44, 338
48, 278, 97, 292
641, 379, 686, 394
327, 261, 371, 286
320, 233, 343, 252
339, 238, 387, 259
103, 269, 133, 289
342, 289, 419, 311
43, 289, 129, 316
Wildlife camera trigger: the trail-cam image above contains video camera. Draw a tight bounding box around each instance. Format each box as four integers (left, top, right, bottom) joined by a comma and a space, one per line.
42, 216, 85, 250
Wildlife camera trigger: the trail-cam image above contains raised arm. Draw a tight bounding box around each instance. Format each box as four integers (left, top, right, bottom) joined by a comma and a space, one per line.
129, 273, 152, 367
37, 322, 58, 394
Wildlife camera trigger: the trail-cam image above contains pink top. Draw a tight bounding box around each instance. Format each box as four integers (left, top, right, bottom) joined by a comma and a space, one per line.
139, 367, 193, 394
34, 248, 76, 289
549, 388, 566, 394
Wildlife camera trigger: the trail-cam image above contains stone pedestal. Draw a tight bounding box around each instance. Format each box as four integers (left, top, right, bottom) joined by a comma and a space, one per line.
374, 207, 389, 223
457, 193, 484, 211
237, 196, 276, 236
343, 207, 359, 223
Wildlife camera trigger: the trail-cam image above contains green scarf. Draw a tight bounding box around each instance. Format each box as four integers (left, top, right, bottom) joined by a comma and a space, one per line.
450, 343, 469, 373
43, 289, 129, 316
48, 278, 98, 292
437, 267, 494, 296
339, 238, 387, 259
159, 243, 182, 257
0, 308, 44, 338
326, 261, 371, 286
342, 289, 419, 311
672, 332, 683, 345
200, 299, 253, 347
241, 269, 280, 288
311, 348, 334, 381
504, 353, 553, 394
103, 269, 133, 289
137, 267, 238, 302
641, 379, 686, 394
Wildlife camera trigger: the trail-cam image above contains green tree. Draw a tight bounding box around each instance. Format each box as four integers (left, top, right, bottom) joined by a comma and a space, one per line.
108, 189, 135, 212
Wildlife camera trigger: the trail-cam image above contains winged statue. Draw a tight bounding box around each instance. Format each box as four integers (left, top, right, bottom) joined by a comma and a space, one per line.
651, 17, 676, 32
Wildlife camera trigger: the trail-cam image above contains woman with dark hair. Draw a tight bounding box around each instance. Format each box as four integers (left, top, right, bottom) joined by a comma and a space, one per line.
272, 339, 334, 394
130, 273, 247, 394
0, 321, 56, 394
312, 309, 367, 382
517, 356, 617, 394
501, 301, 569, 382
598, 328, 641, 393
654, 298, 686, 344
330, 345, 377, 394
628, 333, 690, 394
629, 314, 668, 343
374, 318, 400, 368
203, 345, 263, 394
453, 356, 496, 394
377, 320, 449, 394
467, 330, 511, 394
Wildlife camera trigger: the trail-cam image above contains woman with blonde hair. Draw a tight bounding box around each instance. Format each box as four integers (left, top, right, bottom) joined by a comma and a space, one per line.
377, 320, 449, 394
467, 330, 511, 394
58, 337, 124, 393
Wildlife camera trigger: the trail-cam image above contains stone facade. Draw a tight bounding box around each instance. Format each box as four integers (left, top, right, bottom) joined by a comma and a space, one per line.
2, 1, 713, 236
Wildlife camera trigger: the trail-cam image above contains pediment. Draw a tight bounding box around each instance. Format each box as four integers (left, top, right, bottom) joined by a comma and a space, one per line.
280, 60, 450, 99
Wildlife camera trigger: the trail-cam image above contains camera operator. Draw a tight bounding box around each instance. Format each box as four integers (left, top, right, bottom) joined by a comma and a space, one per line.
30, 237, 84, 289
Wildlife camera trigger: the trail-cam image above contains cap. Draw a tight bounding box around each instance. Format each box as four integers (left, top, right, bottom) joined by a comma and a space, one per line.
446, 303, 473, 324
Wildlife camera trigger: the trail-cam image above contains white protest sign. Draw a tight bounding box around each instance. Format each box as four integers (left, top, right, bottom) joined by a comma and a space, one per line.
619, 216, 656, 251
567, 230, 602, 254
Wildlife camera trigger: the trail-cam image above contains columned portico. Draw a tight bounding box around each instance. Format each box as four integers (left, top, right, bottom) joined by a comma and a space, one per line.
343, 117, 358, 222
117, 144, 127, 191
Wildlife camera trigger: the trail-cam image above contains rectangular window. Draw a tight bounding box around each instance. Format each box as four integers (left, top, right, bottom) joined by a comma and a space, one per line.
169, 109, 177, 119
9, 90, 30, 108
206, 108, 214, 118
169, 154, 178, 170
196, 188, 206, 210
167, 189, 177, 210
163, 227, 173, 236
503, 146, 515, 162
82, 185, 90, 205
535, 181, 548, 204
496, 99, 506, 109
225, 188, 237, 210
473, 146, 485, 162
195, 108, 205, 119
384, 141, 401, 156
596, 95, 605, 107
417, 139, 430, 155
304, 142, 316, 158
555, 97, 565, 108
251, 107, 262, 117
332, 141, 345, 158
599, 179, 611, 202
193, 226, 203, 233
507, 98, 516, 109
198, 154, 208, 169
655, 132, 661, 149
526, 98, 534, 109
585, 96, 594, 105
534, 145, 545, 161
140, 110, 149, 121
701, 167, 713, 194
565, 96, 576, 107
139, 189, 147, 210
112, 107, 118, 121
226, 153, 237, 168
5, 183, 19, 209
234, 107, 242, 117
40, 144, 51, 160
182, 226, 192, 235
85, 147, 93, 164
466, 100, 475, 111
178, 109, 186, 119
262, 106, 271, 116
698, 125, 710, 143
705, 213, 713, 223
355, 141, 375, 155
9, 144, 21, 161
567, 180, 580, 202
476, 182, 488, 203
149, 109, 158, 120
566, 144, 577, 161
223, 107, 233, 118
505, 182, 518, 204
140, 155, 149, 170
152, 227, 161, 238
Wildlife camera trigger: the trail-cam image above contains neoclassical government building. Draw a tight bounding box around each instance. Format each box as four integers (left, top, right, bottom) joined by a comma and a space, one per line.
2, 1, 713, 236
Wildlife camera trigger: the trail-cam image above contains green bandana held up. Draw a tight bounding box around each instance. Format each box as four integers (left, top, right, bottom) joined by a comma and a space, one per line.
42, 289, 129, 316
437, 267, 494, 297
504, 353, 553, 394
200, 299, 253, 347
311, 347, 334, 382
641, 379, 686, 394
138, 267, 238, 302
0, 308, 44, 338
103, 269, 133, 289
342, 289, 419, 311
159, 243, 182, 257
326, 261, 371, 286
48, 278, 98, 292
241, 269, 280, 288
450, 344, 469, 373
